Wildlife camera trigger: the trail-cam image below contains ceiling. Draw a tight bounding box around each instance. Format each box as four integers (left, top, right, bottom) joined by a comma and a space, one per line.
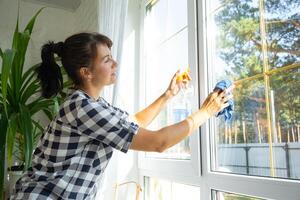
22, 0, 81, 11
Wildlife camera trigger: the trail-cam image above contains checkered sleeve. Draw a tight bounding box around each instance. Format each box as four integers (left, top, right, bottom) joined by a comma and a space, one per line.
64, 98, 139, 153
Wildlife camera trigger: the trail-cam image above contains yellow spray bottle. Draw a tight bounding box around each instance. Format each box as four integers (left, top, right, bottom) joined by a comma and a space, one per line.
172, 67, 194, 124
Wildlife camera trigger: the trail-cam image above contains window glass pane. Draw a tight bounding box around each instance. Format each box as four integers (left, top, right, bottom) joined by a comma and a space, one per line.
212, 190, 265, 200
145, 28, 191, 160
145, 177, 200, 200
209, 0, 300, 179
265, 0, 300, 69
208, 0, 262, 81
144, 0, 193, 159
214, 78, 274, 176
145, 0, 188, 48
166, 0, 188, 37
269, 68, 300, 178
145, 28, 189, 103
145, 0, 168, 49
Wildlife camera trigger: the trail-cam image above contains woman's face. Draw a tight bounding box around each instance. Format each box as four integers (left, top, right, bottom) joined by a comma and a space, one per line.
89, 43, 118, 87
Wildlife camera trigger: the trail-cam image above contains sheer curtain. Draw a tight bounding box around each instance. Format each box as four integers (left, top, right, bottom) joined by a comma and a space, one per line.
96, 0, 129, 199
98, 0, 128, 104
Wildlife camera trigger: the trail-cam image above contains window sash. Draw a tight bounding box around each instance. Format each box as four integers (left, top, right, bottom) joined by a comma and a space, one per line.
138, 0, 300, 199
138, 0, 201, 178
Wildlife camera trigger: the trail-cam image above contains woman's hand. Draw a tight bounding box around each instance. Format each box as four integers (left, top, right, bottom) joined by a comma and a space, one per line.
164, 70, 189, 99
200, 86, 234, 117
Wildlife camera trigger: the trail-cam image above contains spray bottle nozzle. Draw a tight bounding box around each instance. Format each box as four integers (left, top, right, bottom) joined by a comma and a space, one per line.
176, 67, 191, 82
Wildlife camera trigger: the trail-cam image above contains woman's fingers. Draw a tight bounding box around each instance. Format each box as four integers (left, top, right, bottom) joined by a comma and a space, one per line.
221, 102, 230, 110
211, 91, 219, 98
201, 84, 235, 116
173, 70, 181, 83
182, 79, 189, 89
218, 84, 235, 98
175, 69, 180, 77
225, 84, 235, 94
216, 86, 235, 105
219, 90, 226, 98
182, 79, 189, 84
222, 94, 233, 102
216, 93, 233, 113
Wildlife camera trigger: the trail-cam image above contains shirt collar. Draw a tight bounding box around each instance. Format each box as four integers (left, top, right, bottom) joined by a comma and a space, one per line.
75, 88, 104, 102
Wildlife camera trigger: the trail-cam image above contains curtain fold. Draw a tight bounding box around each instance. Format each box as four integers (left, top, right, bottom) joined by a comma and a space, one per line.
97, 1, 129, 199
98, 0, 129, 104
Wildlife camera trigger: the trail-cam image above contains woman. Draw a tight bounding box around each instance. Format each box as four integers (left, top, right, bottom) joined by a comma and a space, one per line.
11, 32, 232, 199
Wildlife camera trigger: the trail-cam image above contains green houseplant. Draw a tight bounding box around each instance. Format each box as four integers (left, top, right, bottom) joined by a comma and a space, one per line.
0, 8, 70, 199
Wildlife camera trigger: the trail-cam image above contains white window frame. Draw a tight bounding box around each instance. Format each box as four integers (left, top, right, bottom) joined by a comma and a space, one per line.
137, 0, 300, 199
138, 0, 201, 180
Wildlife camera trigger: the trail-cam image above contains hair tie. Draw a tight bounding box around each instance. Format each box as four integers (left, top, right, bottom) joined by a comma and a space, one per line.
52, 41, 64, 57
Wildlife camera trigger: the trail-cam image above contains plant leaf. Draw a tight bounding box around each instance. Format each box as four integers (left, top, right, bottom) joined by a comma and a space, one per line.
1, 49, 15, 115
7, 114, 18, 167
21, 63, 40, 87
20, 81, 39, 104
0, 114, 8, 200
29, 99, 54, 116
10, 8, 44, 103
18, 105, 33, 170
0, 47, 3, 58
32, 120, 44, 147
24, 7, 44, 35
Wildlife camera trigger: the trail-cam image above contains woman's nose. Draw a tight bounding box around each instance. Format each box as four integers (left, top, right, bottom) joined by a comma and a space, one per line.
112, 59, 118, 68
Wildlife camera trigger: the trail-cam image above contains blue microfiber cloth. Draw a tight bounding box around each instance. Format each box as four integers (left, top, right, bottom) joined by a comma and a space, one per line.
213, 79, 234, 122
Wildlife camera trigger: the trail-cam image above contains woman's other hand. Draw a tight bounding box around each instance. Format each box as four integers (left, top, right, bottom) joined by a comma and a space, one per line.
200, 85, 234, 117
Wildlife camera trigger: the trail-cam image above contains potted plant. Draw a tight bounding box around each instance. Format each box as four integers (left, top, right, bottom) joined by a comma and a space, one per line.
0, 7, 70, 199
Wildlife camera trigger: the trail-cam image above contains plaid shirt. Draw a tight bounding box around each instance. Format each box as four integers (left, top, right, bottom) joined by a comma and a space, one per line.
11, 89, 139, 200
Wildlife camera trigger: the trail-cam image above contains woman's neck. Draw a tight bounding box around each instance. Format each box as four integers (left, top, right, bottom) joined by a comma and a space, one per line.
75, 84, 103, 101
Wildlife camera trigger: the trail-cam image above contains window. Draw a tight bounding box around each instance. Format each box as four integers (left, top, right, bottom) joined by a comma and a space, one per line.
212, 190, 264, 200
143, 0, 194, 159
145, 177, 200, 200
139, 0, 300, 199
139, 0, 200, 179
208, 0, 300, 179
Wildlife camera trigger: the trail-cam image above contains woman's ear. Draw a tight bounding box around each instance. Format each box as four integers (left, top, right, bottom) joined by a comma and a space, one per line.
79, 67, 93, 81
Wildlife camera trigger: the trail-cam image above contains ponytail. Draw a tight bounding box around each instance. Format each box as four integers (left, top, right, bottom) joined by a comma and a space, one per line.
36, 41, 64, 98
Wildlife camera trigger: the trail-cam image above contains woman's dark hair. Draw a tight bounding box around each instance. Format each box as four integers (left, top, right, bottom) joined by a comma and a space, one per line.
36, 32, 113, 98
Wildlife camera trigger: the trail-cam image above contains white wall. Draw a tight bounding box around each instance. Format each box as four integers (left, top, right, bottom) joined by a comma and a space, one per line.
0, 0, 100, 69
73, 0, 99, 33
0, 0, 76, 69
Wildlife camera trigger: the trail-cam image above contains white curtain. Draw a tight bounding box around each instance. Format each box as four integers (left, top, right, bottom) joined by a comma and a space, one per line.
98, 0, 129, 104
96, 0, 129, 199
